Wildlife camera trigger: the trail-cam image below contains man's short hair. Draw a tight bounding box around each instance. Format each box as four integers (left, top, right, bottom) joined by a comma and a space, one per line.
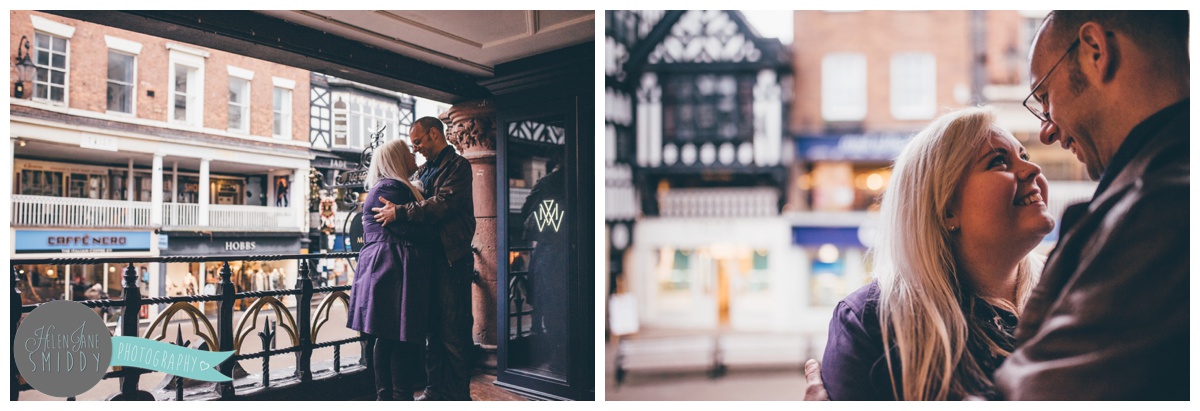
1044, 11, 1189, 59
415, 116, 446, 139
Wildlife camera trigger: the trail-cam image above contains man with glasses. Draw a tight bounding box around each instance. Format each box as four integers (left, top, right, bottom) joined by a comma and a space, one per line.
994, 10, 1189, 400
374, 117, 477, 400
802, 11, 1188, 400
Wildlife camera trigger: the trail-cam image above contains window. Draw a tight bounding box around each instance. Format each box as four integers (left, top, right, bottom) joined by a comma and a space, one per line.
891, 52, 936, 120
332, 98, 348, 146
273, 87, 292, 138
228, 77, 250, 133
348, 100, 362, 147
106, 51, 135, 114
33, 32, 69, 103
661, 74, 753, 143
310, 85, 331, 146
168, 45, 207, 127
172, 64, 198, 125
821, 53, 867, 121
355, 100, 398, 145
19, 170, 63, 197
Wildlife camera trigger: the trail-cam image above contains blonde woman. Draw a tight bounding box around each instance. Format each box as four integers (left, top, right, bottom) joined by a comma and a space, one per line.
820, 108, 1055, 400
346, 139, 435, 401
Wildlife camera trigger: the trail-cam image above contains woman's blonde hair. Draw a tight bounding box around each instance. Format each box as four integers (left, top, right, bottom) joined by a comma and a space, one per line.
872, 107, 1042, 400
365, 139, 424, 201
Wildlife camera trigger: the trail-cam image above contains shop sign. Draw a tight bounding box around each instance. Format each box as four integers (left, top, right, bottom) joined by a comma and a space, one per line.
795, 133, 912, 161
80, 133, 118, 152
15, 230, 152, 254
224, 241, 257, 251
313, 158, 354, 170
158, 235, 299, 256
533, 200, 565, 232
348, 212, 364, 252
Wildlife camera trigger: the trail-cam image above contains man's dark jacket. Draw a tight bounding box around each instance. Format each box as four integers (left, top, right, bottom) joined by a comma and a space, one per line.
994, 100, 1190, 400
399, 147, 476, 267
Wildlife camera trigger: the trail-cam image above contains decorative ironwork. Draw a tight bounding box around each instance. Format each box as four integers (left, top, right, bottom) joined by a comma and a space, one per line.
648, 10, 762, 64
506, 246, 535, 339
144, 302, 219, 352
508, 121, 565, 146
233, 296, 300, 354
310, 291, 350, 341
333, 125, 387, 203
173, 327, 186, 401
11, 252, 368, 400
257, 318, 276, 388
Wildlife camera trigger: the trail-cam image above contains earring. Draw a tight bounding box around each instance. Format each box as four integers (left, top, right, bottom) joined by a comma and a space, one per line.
949, 225, 960, 232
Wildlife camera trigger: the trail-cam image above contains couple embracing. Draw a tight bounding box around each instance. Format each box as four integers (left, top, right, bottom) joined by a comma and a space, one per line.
346, 117, 477, 401
810, 11, 1188, 401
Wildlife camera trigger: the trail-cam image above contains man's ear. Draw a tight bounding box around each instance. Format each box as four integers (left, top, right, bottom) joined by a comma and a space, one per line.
1078, 21, 1117, 83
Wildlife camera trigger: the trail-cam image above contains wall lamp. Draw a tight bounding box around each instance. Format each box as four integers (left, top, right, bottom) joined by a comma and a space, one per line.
13, 35, 37, 99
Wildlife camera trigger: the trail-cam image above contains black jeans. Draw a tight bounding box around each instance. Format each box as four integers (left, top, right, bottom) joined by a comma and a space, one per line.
423, 255, 474, 400
373, 337, 420, 400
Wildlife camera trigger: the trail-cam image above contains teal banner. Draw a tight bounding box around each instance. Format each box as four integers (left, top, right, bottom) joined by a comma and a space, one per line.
109, 337, 233, 382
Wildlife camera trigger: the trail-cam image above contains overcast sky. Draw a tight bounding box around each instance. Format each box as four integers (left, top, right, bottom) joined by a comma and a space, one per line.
740, 10, 793, 45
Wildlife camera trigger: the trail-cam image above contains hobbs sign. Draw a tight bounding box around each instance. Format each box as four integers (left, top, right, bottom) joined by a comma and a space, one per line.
225, 241, 257, 251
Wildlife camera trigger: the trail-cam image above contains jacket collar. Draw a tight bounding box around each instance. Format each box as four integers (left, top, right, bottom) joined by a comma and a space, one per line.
1093, 98, 1190, 199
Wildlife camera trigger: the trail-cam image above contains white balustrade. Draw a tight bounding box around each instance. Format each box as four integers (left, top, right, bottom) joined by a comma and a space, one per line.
11, 195, 152, 227
658, 187, 778, 218
208, 204, 297, 230
15, 195, 305, 231
162, 203, 200, 227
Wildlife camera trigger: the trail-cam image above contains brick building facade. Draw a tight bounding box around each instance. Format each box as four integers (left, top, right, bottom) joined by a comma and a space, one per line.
8, 10, 313, 318
786, 10, 1094, 312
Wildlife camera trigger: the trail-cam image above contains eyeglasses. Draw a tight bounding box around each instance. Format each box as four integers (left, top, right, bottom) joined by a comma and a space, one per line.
1023, 39, 1081, 123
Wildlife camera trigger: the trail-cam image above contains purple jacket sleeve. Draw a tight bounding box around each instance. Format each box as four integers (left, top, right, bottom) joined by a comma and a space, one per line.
822, 298, 894, 400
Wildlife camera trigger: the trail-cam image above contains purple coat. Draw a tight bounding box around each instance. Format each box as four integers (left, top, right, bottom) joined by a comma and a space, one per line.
346, 179, 436, 342
822, 281, 1017, 400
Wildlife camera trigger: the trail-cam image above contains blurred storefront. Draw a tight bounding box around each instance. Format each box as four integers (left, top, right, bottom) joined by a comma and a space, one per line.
608, 11, 800, 332
12, 229, 155, 323
157, 232, 302, 314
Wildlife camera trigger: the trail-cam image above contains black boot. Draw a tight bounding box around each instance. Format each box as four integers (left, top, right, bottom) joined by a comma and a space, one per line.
392, 341, 417, 400
374, 338, 395, 401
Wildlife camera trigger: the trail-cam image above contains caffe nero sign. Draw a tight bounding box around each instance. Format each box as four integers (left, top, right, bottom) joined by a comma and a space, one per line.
15, 230, 152, 254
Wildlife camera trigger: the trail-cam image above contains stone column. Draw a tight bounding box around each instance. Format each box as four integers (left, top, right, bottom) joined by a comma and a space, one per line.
440, 99, 499, 372
151, 154, 163, 225
198, 159, 210, 226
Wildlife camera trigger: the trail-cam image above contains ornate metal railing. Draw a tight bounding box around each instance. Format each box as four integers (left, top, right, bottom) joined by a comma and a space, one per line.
507, 246, 535, 339
10, 252, 367, 401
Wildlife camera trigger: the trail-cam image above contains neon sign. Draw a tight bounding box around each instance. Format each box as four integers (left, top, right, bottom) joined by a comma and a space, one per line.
533, 200, 564, 232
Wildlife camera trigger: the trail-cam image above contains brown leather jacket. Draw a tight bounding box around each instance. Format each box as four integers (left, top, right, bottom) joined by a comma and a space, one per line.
398, 147, 476, 267
994, 100, 1189, 400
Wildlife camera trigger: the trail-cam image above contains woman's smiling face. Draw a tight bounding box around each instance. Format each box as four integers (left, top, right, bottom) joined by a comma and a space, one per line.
948, 131, 1056, 254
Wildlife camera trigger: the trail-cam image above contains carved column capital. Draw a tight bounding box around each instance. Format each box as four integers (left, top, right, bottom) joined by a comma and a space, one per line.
440, 99, 496, 153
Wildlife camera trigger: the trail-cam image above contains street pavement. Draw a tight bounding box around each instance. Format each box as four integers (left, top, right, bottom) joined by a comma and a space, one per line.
604, 336, 808, 401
